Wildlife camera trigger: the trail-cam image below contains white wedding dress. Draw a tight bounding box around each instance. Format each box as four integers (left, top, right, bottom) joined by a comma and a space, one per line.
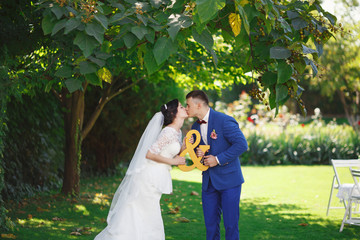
94, 125, 182, 240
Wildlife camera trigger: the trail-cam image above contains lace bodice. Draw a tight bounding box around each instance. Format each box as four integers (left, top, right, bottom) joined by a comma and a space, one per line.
149, 126, 182, 159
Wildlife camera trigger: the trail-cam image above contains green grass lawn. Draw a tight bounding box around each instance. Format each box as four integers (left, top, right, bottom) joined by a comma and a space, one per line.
3, 166, 359, 239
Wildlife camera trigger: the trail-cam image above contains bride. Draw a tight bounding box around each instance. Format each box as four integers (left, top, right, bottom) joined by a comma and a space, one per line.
94, 99, 188, 240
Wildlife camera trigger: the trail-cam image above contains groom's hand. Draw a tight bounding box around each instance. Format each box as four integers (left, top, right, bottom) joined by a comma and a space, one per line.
196, 148, 205, 157
203, 155, 218, 167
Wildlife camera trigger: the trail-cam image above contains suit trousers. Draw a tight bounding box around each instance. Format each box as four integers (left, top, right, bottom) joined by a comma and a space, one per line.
202, 179, 242, 240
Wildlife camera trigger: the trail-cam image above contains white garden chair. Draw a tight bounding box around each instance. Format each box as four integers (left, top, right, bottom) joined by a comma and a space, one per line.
326, 159, 360, 216
339, 168, 360, 232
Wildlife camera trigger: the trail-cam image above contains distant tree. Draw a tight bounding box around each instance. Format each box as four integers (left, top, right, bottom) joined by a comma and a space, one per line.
311, 0, 359, 131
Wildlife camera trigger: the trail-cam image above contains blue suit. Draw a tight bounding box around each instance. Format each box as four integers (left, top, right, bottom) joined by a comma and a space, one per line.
192, 108, 248, 240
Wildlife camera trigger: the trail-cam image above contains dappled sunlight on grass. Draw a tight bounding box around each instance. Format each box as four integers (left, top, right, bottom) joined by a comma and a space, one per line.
16, 217, 54, 228
239, 198, 357, 239
3, 166, 359, 239
74, 205, 90, 216
92, 193, 110, 206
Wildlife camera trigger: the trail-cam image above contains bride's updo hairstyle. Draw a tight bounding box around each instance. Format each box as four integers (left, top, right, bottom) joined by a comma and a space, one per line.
160, 99, 179, 126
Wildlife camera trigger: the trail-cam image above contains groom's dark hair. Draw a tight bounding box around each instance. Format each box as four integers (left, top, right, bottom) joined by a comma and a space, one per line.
186, 90, 209, 106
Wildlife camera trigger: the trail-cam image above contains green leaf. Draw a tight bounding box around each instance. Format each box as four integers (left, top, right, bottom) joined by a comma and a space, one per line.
286, 10, 299, 19
324, 12, 337, 25
311, 52, 318, 62
195, 0, 226, 23
210, 49, 218, 68
95, 51, 111, 60
243, 4, 259, 23
291, 17, 308, 30
110, 13, 125, 23
192, 28, 213, 52
123, 33, 137, 49
309, 60, 318, 77
288, 77, 298, 93
262, 71, 277, 87
277, 61, 293, 84
79, 61, 98, 74
51, 5, 64, 19
55, 65, 72, 78
167, 14, 193, 40
94, 14, 108, 29
51, 18, 67, 36
270, 46, 291, 59
150, 0, 162, 8
167, 24, 181, 41
278, 17, 292, 33
304, 58, 318, 77
85, 23, 105, 44
64, 18, 81, 34
297, 85, 304, 97
137, 14, 148, 26
293, 58, 306, 74
65, 78, 82, 93
302, 44, 317, 54
275, 84, 288, 103
144, 48, 161, 75
85, 73, 102, 87
98, 67, 112, 83
264, 18, 272, 34
315, 41, 323, 56
153, 37, 175, 65
192, 10, 207, 33
74, 32, 99, 57
131, 26, 148, 40
145, 29, 155, 44
88, 56, 106, 67
42, 15, 55, 35
269, 91, 276, 109
236, 3, 250, 35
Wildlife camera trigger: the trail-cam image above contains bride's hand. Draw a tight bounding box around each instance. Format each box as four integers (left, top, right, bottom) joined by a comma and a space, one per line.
173, 155, 186, 165
182, 135, 194, 145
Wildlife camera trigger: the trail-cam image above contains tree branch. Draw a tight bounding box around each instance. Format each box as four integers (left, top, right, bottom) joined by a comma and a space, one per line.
107, 77, 143, 101
51, 89, 62, 102
81, 77, 144, 140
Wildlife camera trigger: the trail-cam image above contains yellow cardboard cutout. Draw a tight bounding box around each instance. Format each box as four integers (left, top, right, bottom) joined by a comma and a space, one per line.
178, 130, 210, 172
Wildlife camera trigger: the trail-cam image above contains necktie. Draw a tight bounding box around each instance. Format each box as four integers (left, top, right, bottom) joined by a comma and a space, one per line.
197, 120, 207, 124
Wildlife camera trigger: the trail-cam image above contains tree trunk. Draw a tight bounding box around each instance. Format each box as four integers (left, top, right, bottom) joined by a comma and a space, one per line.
58, 78, 138, 195
337, 89, 359, 132
61, 89, 84, 196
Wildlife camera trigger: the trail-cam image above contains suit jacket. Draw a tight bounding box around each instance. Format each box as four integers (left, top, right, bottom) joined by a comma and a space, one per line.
192, 108, 248, 191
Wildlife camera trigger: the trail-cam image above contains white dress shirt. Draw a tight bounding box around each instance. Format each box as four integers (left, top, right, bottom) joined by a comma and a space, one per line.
200, 109, 210, 145
199, 109, 220, 165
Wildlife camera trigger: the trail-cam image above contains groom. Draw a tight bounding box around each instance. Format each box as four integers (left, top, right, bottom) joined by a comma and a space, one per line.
186, 90, 248, 240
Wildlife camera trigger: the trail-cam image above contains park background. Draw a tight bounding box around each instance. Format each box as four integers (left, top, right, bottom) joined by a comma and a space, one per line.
1, 0, 360, 239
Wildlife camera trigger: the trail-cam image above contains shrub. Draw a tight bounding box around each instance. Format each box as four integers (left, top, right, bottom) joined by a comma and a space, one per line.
215, 92, 360, 165
0, 97, 11, 231
2, 93, 64, 202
